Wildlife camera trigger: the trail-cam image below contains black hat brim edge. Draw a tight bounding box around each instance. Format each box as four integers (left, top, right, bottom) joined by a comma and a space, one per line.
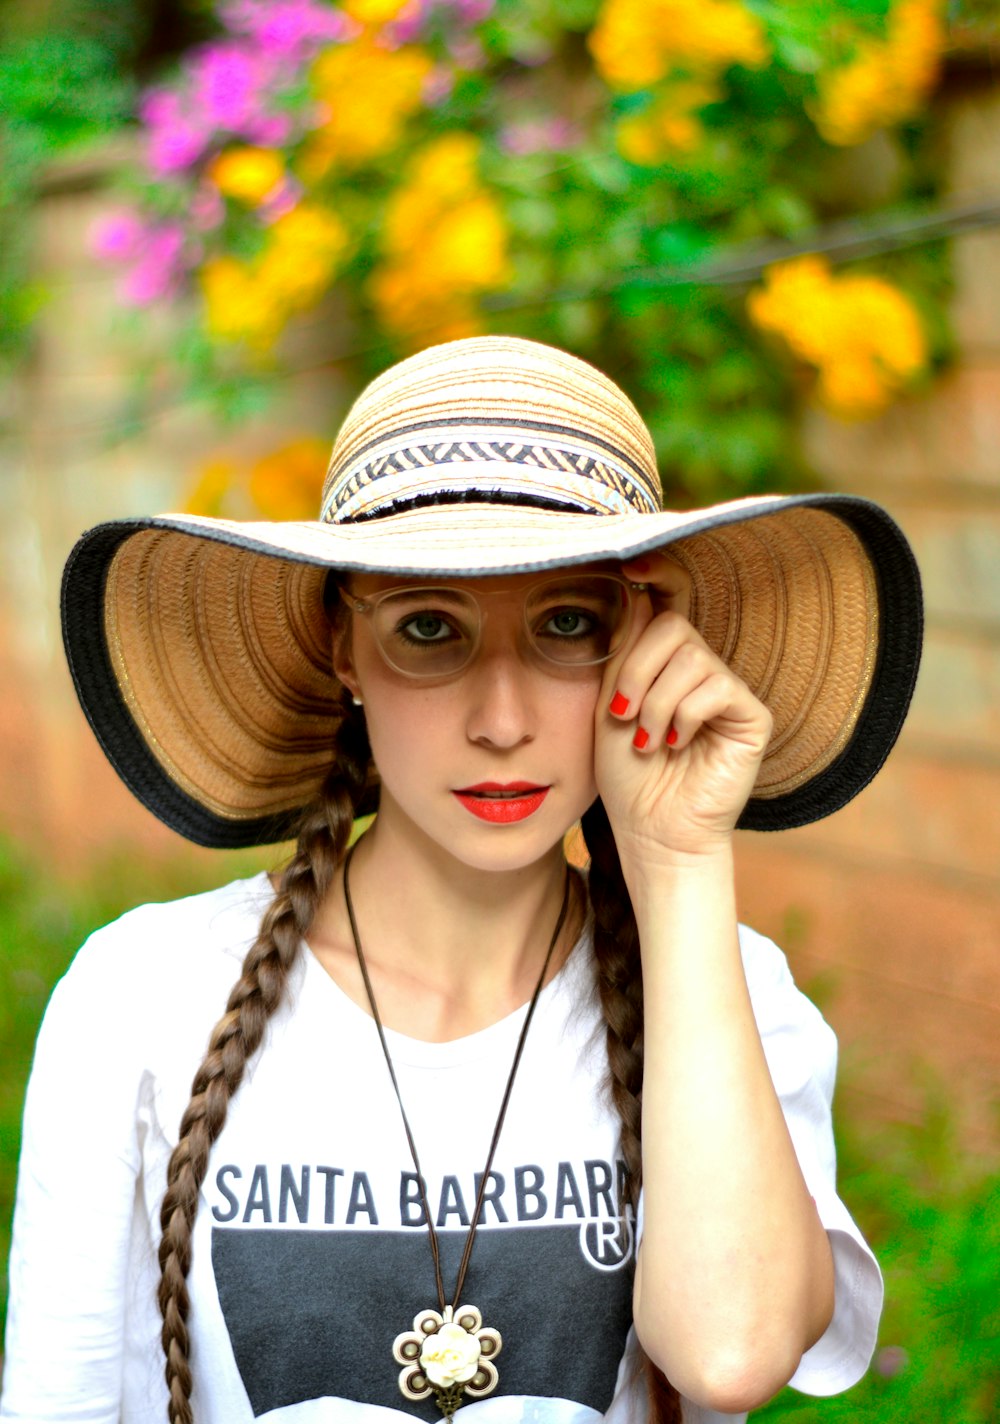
60, 494, 922, 848
62, 522, 302, 849
736, 497, 922, 831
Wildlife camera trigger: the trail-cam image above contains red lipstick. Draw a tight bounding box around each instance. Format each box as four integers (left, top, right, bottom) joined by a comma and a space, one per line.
452, 781, 549, 824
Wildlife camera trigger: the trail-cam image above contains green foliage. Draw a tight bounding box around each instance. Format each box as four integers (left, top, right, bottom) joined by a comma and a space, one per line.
753, 1093, 1000, 1422
44, 0, 946, 509
0, 27, 133, 366
0, 0, 213, 367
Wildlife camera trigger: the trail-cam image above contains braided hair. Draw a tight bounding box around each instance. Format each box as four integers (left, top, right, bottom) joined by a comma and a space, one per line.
156, 696, 371, 1423
582, 797, 683, 1424
155, 712, 678, 1421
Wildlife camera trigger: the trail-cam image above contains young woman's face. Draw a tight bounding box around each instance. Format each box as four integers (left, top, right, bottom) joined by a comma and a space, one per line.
333, 569, 626, 873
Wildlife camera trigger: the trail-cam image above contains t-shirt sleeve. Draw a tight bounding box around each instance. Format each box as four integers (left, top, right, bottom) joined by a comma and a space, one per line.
1, 923, 148, 1423
738, 923, 883, 1397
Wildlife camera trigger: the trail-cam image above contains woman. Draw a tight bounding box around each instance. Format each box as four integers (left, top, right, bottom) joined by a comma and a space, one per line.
2, 337, 920, 1424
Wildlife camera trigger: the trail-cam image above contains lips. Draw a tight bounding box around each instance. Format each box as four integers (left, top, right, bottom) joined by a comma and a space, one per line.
452, 782, 550, 824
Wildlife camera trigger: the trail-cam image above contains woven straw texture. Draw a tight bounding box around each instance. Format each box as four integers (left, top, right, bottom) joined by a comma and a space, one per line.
323, 337, 662, 521
60, 337, 922, 846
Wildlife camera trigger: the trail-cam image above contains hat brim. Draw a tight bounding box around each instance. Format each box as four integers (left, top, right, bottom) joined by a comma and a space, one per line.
61, 493, 922, 847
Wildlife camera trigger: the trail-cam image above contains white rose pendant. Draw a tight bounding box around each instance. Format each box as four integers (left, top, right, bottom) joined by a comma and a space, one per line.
393, 1304, 502, 1420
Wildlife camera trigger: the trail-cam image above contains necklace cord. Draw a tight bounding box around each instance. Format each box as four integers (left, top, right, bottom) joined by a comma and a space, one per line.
343, 841, 573, 1312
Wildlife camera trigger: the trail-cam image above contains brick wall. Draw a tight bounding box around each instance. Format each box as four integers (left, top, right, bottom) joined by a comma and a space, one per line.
734, 76, 1000, 1150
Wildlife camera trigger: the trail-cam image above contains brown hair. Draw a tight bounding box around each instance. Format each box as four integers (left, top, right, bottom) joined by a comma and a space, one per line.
156, 692, 371, 1423
156, 721, 678, 1423
581, 798, 683, 1424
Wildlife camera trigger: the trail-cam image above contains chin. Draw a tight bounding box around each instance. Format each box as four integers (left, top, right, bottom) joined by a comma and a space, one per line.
445, 823, 569, 875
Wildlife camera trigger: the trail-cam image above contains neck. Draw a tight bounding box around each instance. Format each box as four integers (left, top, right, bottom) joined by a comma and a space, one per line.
306, 800, 579, 1040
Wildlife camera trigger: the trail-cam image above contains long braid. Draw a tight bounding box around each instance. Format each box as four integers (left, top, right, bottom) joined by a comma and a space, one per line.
156, 698, 371, 1424
581, 798, 682, 1424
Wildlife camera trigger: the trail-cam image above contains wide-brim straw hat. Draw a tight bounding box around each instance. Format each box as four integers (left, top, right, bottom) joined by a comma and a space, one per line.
62, 335, 922, 848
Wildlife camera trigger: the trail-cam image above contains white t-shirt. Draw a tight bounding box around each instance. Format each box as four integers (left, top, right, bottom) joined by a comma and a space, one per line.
1, 874, 882, 1424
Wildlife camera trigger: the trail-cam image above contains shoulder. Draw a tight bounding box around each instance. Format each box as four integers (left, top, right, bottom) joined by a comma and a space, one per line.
736, 922, 838, 1101
44, 873, 276, 1051
736, 921, 826, 1023
61, 872, 273, 987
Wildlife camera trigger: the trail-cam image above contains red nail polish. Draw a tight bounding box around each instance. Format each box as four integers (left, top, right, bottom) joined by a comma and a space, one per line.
610, 690, 630, 716
633, 727, 650, 750
666, 726, 678, 746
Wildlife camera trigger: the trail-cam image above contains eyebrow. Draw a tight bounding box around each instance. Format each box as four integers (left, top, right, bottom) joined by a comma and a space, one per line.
531, 580, 615, 597
379, 587, 473, 606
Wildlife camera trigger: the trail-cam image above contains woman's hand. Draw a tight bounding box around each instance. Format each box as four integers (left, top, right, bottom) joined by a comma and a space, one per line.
594, 551, 773, 867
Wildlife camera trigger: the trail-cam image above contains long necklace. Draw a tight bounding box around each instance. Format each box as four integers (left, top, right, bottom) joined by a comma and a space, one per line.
342, 843, 572, 1422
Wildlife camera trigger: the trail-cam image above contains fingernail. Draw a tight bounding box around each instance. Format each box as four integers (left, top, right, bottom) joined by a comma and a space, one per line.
610, 690, 630, 716
632, 727, 650, 751
666, 726, 678, 746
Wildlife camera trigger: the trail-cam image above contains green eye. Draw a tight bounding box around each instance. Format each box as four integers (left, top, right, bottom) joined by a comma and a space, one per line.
541, 608, 596, 638
399, 614, 456, 643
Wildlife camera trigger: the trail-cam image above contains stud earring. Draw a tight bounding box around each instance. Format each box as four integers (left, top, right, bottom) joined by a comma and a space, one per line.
351, 695, 363, 707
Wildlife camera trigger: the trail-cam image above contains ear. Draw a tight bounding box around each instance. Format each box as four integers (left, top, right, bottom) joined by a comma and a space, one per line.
331, 616, 361, 702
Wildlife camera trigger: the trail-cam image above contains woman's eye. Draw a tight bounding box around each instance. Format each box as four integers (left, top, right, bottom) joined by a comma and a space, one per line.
398, 613, 458, 644
539, 607, 596, 638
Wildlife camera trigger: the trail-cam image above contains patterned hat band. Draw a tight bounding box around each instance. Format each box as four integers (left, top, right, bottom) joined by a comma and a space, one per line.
319, 336, 664, 523
322, 420, 662, 522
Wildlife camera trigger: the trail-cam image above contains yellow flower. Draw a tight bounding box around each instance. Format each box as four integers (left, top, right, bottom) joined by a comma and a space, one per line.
182, 439, 328, 520
201, 255, 284, 349
182, 457, 239, 517
259, 203, 351, 306
616, 80, 719, 164
303, 37, 432, 175
590, 0, 767, 92
201, 204, 349, 352
249, 438, 329, 520
818, 357, 889, 417
207, 147, 285, 205
813, 0, 944, 146
748, 255, 927, 418
343, 0, 410, 22
370, 134, 510, 344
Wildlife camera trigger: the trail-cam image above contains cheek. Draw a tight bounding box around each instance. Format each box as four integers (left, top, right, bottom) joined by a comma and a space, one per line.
552, 679, 601, 791
363, 684, 441, 767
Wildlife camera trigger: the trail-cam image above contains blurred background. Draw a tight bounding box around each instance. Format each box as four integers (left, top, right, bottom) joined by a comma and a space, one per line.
0, 0, 997, 1415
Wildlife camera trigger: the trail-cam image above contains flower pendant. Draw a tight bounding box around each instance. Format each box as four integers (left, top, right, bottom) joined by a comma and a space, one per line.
393, 1304, 502, 1420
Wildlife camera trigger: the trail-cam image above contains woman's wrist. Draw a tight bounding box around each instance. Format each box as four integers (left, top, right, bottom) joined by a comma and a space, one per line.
614, 833, 736, 910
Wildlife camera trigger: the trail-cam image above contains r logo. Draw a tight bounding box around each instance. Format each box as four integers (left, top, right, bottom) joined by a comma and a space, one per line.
579, 1215, 634, 1272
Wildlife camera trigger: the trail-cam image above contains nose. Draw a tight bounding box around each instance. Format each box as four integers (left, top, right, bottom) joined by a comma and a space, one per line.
463, 632, 537, 751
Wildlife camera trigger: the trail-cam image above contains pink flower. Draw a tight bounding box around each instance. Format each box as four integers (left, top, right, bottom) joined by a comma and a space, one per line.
259, 177, 302, 222
222, 0, 349, 61
422, 66, 454, 105
499, 117, 582, 155
119, 224, 187, 306
190, 43, 269, 132
190, 185, 226, 231
91, 210, 146, 261
390, 0, 494, 44
449, 35, 486, 69
148, 123, 207, 175
455, 0, 494, 22
875, 1346, 909, 1378
141, 90, 208, 174
246, 113, 295, 146
390, 1, 432, 44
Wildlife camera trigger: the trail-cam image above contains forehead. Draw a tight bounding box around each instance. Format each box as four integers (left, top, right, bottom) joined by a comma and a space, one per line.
348, 561, 620, 596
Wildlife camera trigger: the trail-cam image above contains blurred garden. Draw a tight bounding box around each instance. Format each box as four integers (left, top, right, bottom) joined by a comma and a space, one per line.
1, 0, 999, 1415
